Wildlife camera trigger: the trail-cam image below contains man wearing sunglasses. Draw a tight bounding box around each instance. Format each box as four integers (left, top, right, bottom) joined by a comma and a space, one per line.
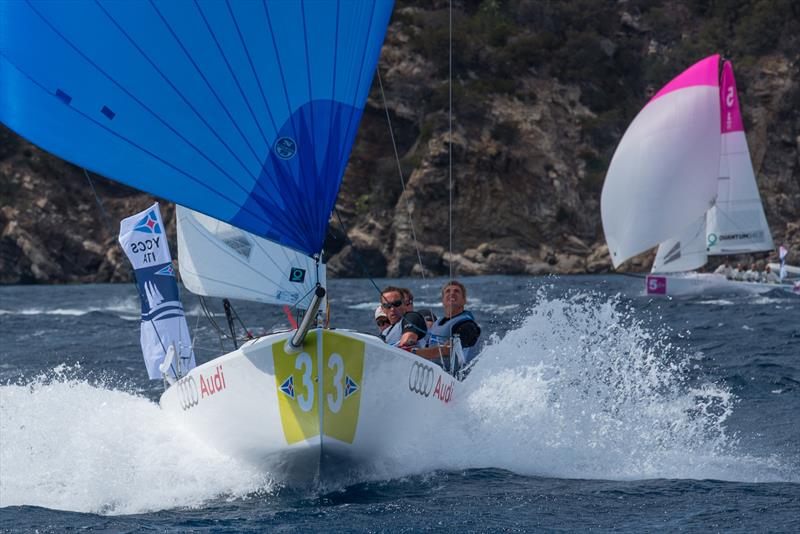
379, 286, 427, 349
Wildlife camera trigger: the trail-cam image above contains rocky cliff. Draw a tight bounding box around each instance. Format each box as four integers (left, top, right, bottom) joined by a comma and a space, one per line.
2, 0, 799, 284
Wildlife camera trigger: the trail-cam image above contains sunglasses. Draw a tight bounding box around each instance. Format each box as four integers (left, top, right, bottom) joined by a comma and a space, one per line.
381, 299, 404, 309
376, 318, 390, 327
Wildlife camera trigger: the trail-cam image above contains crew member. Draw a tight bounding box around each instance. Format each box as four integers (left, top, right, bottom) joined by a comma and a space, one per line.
374, 305, 390, 334
713, 262, 732, 279
413, 280, 481, 372
763, 264, 780, 284
379, 286, 427, 348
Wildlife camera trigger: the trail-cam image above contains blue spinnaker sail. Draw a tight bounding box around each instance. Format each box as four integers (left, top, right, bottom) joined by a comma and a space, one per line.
0, 0, 393, 256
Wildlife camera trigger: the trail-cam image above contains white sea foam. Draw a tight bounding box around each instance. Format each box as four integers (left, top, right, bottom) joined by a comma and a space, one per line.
0, 367, 273, 515
0, 299, 140, 321
698, 299, 734, 306
444, 289, 794, 483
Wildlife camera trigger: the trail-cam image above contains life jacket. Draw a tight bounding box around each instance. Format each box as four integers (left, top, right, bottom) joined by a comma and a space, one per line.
382, 320, 403, 346
382, 312, 429, 348
426, 310, 479, 369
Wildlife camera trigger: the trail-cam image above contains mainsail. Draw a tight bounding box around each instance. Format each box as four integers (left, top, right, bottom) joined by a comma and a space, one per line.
706, 60, 773, 255
0, 1, 394, 256
176, 205, 326, 309
650, 59, 773, 273
602, 55, 721, 268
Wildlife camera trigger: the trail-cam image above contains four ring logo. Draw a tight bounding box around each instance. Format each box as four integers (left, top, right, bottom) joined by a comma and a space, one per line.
408, 361, 435, 397
177, 375, 199, 411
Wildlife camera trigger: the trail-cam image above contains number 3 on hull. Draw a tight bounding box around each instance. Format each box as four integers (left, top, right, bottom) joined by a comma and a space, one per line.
273, 331, 365, 445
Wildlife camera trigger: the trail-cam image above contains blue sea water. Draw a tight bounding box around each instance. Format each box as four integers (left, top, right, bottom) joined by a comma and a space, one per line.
1, 275, 798, 532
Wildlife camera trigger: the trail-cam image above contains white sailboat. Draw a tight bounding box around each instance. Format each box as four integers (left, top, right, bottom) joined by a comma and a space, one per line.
0, 0, 464, 484
602, 55, 799, 297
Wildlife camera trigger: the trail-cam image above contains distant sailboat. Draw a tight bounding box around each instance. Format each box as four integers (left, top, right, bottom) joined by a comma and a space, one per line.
0, 0, 463, 484
601, 55, 798, 297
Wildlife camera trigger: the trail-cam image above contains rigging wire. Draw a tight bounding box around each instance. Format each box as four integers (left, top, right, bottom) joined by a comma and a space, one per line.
333, 208, 384, 298
448, 0, 454, 281
377, 68, 427, 279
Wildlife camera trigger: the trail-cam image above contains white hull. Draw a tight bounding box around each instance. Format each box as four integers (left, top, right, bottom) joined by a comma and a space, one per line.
645, 273, 800, 297
160, 328, 458, 484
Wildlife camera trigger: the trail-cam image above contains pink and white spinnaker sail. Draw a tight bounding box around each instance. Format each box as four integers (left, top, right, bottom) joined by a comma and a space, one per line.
705, 60, 773, 255
602, 55, 721, 268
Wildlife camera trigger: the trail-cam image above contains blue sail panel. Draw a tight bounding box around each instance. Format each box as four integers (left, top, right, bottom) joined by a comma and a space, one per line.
0, 0, 394, 256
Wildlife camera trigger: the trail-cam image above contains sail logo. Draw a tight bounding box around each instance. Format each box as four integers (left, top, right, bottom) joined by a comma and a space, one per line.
274, 137, 297, 159
726, 86, 735, 108
289, 267, 306, 283
156, 264, 175, 276
717, 230, 763, 244
707, 233, 718, 247
129, 237, 163, 265
133, 210, 162, 234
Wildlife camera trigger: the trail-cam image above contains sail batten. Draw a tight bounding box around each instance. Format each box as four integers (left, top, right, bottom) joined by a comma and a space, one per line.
0, 0, 395, 257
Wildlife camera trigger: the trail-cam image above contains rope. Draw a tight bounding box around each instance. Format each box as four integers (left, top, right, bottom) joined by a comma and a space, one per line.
448, 0, 454, 281
377, 68, 426, 279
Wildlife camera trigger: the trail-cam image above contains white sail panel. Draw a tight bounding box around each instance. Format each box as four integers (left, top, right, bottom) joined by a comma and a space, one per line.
177, 206, 325, 309
706, 61, 773, 255
601, 55, 721, 268
652, 214, 708, 273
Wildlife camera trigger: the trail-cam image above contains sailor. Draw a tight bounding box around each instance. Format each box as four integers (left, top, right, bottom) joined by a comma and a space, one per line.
400, 287, 415, 311
379, 286, 427, 349
413, 280, 481, 372
713, 262, 732, 279
374, 305, 390, 334
733, 263, 746, 281
763, 264, 780, 284
745, 263, 759, 282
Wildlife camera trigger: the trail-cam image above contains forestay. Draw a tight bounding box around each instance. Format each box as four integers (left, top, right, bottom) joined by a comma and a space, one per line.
176, 206, 326, 310
0, 0, 394, 256
602, 55, 721, 268
706, 60, 773, 255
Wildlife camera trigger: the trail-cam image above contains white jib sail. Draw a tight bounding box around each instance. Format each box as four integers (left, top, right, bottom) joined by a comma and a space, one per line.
706, 61, 773, 255
652, 214, 708, 273
602, 55, 721, 268
176, 206, 326, 310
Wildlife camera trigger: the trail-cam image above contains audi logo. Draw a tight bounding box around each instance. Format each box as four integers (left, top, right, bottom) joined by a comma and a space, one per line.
177, 375, 199, 411
408, 361, 435, 397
